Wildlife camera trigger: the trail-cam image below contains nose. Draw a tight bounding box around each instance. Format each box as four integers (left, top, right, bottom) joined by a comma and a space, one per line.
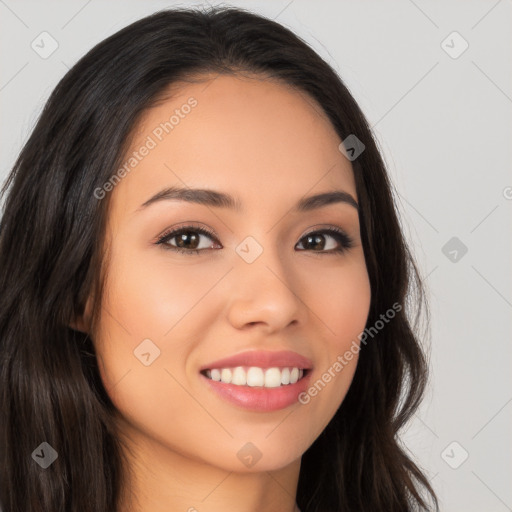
225, 242, 304, 333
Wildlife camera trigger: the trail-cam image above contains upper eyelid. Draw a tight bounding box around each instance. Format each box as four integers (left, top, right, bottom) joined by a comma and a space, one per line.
158, 223, 348, 237
157, 224, 353, 246
157, 224, 215, 241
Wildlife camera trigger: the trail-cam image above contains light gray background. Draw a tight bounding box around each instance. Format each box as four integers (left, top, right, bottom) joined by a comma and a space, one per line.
1, 1, 511, 510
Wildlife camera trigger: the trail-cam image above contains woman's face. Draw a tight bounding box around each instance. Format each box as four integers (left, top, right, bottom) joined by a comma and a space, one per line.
89, 74, 371, 472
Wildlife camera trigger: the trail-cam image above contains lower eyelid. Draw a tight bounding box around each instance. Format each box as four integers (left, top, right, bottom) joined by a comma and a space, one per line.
157, 226, 353, 253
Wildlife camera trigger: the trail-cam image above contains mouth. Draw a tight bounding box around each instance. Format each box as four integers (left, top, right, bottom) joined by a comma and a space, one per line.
198, 349, 314, 411
200, 366, 311, 388
199, 365, 313, 412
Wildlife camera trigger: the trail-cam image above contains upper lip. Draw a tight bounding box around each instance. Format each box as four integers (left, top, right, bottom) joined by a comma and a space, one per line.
200, 350, 313, 371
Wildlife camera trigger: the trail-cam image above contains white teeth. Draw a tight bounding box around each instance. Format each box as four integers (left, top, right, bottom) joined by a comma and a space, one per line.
204, 366, 306, 388
281, 368, 290, 385
264, 368, 282, 388
247, 367, 264, 387
231, 366, 246, 385
280, 367, 290, 385
220, 368, 232, 384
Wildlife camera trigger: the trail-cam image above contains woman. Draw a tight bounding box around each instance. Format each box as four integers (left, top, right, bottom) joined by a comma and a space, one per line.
0, 6, 438, 512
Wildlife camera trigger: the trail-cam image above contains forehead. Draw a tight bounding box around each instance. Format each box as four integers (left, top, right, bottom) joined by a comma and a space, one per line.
109, 74, 356, 219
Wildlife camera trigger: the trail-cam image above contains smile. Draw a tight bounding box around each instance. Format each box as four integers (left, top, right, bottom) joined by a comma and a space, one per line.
200, 367, 312, 412
201, 366, 307, 388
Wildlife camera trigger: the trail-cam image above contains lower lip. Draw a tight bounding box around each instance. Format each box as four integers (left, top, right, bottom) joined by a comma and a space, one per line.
200, 371, 312, 412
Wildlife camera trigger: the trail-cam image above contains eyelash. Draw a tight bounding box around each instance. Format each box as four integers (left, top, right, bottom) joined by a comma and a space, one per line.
155, 223, 354, 256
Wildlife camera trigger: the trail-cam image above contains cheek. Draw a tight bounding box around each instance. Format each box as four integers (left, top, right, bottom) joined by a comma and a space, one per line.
92, 252, 213, 451
92, 246, 230, 423
295, 255, 371, 432
301, 254, 371, 344
102, 244, 229, 342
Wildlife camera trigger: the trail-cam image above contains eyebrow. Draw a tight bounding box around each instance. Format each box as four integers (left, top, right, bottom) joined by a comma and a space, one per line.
137, 186, 359, 213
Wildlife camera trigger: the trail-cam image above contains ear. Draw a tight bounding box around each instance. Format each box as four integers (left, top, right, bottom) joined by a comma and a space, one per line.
69, 295, 93, 334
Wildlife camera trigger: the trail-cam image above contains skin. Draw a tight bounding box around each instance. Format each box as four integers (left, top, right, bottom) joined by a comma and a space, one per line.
75, 74, 371, 512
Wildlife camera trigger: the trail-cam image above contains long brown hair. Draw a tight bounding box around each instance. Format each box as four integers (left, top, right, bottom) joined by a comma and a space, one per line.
0, 6, 438, 511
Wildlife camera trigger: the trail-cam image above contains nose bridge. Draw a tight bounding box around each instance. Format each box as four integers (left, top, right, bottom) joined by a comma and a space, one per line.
226, 232, 302, 329
234, 232, 289, 284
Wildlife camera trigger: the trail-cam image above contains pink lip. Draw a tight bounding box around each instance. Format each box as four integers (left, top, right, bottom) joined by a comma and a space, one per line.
200, 370, 312, 412
199, 350, 313, 371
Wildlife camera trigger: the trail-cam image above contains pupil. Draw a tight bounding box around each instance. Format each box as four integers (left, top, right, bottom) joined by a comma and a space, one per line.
177, 231, 199, 249
306, 234, 324, 250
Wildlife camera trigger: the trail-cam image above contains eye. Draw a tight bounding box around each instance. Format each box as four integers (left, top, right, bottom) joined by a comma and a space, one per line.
295, 227, 354, 254
155, 224, 354, 255
156, 224, 220, 255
